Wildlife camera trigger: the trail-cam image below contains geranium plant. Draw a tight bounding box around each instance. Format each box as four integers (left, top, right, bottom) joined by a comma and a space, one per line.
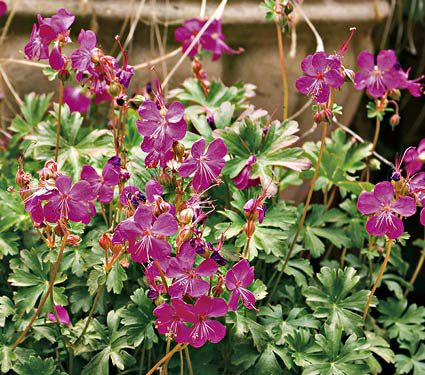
0, 2, 424, 375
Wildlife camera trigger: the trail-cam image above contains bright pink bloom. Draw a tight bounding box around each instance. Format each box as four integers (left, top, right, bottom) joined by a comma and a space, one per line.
243, 198, 266, 223
47, 305, 71, 326
174, 18, 242, 61
179, 138, 227, 191
295, 51, 344, 103
153, 299, 191, 343
357, 181, 416, 239
354, 50, 403, 98
200, 19, 243, 61
24, 9, 75, 62
167, 245, 217, 298
70, 29, 97, 73
63, 87, 91, 113
225, 259, 256, 311
137, 100, 187, 153
185, 296, 228, 348
0, 2, 7, 17
43, 175, 95, 224
81, 156, 121, 203
232, 155, 260, 190
112, 205, 178, 263
24, 187, 55, 223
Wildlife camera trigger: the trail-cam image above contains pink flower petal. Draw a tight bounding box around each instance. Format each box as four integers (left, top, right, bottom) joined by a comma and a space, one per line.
373, 181, 394, 205
391, 196, 417, 217
357, 191, 381, 215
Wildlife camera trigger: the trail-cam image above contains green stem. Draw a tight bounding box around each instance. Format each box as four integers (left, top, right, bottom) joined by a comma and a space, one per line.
184, 346, 194, 375
275, 22, 289, 119
55, 80, 64, 162
268, 122, 328, 302
363, 238, 393, 320
13, 232, 68, 350
404, 248, 425, 297
74, 284, 105, 345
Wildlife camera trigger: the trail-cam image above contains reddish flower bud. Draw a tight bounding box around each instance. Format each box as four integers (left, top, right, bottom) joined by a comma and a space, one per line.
172, 141, 185, 159
388, 89, 401, 101
243, 220, 255, 238
99, 233, 112, 251
390, 114, 400, 127
109, 82, 122, 97
180, 208, 194, 225
159, 172, 172, 186
58, 68, 70, 82
176, 227, 193, 247
66, 234, 81, 246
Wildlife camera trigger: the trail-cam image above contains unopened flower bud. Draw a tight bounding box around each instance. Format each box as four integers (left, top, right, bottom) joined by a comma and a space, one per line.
99, 233, 112, 251
40, 159, 58, 181
243, 220, 255, 238
120, 258, 130, 268
91, 48, 104, 64
176, 227, 193, 247
159, 172, 172, 186
133, 95, 145, 107
109, 82, 122, 97
388, 89, 401, 101
390, 114, 400, 127
15, 169, 31, 188
180, 208, 194, 225
172, 142, 185, 158
66, 234, 81, 246
153, 197, 172, 216
54, 221, 67, 237
58, 69, 70, 82
314, 108, 333, 124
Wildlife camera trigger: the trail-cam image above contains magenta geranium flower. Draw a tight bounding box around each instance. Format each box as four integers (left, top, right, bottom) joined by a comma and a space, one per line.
397, 67, 424, 97
48, 305, 71, 326
200, 19, 243, 61
81, 157, 121, 203
243, 198, 266, 223
144, 147, 174, 168
43, 175, 95, 224
295, 51, 345, 103
232, 155, 260, 190
63, 87, 91, 113
420, 199, 425, 226
178, 138, 227, 191
112, 205, 178, 263
174, 18, 205, 57
357, 181, 416, 239
0, 1, 7, 17
137, 100, 187, 153
174, 18, 242, 61
23, 187, 56, 224
185, 296, 228, 348
225, 259, 256, 311
70, 29, 97, 73
354, 50, 403, 98
167, 245, 217, 298
153, 299, 191, 343
24, 9, 75, 62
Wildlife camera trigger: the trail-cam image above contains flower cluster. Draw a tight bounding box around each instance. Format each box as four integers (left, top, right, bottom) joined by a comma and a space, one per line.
175, 17, 243, 61
24, 9, 135, 99
354, 49, 424, 99
109, 176, 257, 347
20, 157, 121, 227
358, 138, 425, 238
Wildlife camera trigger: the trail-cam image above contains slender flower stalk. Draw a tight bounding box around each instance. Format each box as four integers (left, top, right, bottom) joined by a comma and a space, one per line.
55, 80, 64, 162
362, 238, 394, 320
268, 122, 328, 302
364, 114, 381, 182
73, 283, 105, 346
404, 235, 425, 297
185, 346, 194, 375
13, 232, 69, 350
275, 23, 289, 119
146, 343, 186, 375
